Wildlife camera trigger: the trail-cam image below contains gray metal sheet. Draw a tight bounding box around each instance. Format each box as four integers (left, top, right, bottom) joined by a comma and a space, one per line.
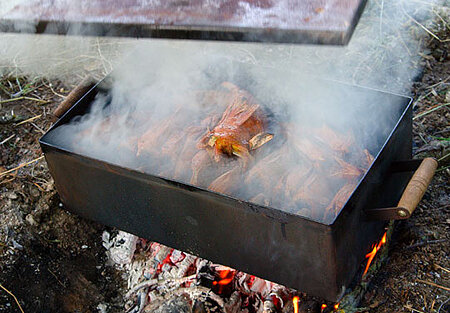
0, 0, 367, 44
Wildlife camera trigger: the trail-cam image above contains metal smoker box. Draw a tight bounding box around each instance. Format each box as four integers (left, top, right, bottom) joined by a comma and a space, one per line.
39, 69, 417, 301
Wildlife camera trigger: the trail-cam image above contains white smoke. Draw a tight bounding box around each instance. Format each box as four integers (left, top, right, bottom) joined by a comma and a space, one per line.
2, 0, 447, 223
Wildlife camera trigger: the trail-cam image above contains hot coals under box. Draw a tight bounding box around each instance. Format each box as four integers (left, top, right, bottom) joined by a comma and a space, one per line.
40, 72, 414, 301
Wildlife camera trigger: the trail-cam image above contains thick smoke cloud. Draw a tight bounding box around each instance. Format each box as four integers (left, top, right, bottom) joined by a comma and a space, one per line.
0, 0, 444, 90
41, 37, 410, 224
2, 0, 446, 223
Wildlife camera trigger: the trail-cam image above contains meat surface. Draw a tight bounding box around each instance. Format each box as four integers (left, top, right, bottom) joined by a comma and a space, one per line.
74, 82, 374, 223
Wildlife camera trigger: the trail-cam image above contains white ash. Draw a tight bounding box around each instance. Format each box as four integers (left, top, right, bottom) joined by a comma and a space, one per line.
102, 230, 138, 265
103, 232, 296, 313
96, 303, 108, 313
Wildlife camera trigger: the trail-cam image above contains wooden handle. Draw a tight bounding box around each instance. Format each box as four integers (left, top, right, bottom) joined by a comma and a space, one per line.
53, 76, 93, 119
397, 157, 438, 218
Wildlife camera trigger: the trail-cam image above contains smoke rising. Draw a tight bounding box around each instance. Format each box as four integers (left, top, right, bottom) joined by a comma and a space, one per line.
1, 0, 445, 89
45, 39, 404, 224
3, 0, 446, 223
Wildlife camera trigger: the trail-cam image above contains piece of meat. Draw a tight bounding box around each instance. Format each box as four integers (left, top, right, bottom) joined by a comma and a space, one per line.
315, 125, 354, 154
197, 82, 271, 166
362, 149, 375, 169
136, 107, 184, 157
190, 150, 214, 185
292, 172, 333, 211
331, 156, 364, 180
324, 182, 357, 222
245, 150, 287, 191
208, 167, 242, 195
172, 127, 204, 181
284, 164, 313, 200
291, 137, 326, 162
249, 193, 270, 207
160, 130, 185, 157
137, 119, 172, 157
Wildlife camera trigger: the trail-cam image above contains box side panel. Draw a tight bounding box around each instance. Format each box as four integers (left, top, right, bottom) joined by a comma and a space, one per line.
42, 147, 340, 300
333, 101, 412, 295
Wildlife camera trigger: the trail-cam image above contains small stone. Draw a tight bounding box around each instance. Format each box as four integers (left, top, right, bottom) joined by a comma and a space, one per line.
30, 187, 40, 198
102, 231, 112, 249
25, 214, 37, 226
97, 303, 108, 313
8, 192, 18, 200
12, 239, 23, 250
81, 245, 88, 249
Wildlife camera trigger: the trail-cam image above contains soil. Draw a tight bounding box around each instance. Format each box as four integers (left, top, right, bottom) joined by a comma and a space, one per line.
0, 17, 449, 313
359, 28, 450, 313
0, 81, 124, 313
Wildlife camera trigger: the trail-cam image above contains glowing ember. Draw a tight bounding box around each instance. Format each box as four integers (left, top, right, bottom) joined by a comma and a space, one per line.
321, 303, 327, 311
213, 268, 235, 294
363, 232, 387, 276
213, 269, 234, 285
293, 296, 300, 313
334, 303, 340, 310
156, 249, 174, 273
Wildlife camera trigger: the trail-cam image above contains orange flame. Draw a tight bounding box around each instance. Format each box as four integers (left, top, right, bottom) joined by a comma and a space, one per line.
213, 269, 232, 285
293, 296, 300, 313
334, 303, 340, 311
363, 232, 387, 276
321, 304, 327, 311
212, 269, 235, 293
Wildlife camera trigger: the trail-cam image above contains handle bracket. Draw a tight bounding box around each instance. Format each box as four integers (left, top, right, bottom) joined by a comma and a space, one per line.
366, 158, 438, 220
365, 206, 411, 220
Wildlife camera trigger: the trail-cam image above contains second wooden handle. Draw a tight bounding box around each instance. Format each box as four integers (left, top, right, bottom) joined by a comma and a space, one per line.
397, 157, 438, 218
53, 76, 93, 119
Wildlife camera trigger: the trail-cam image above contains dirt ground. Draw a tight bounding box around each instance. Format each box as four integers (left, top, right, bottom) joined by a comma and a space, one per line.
0, 81, 125, 312
358, 27, 450, 313
0, 13, 449, 313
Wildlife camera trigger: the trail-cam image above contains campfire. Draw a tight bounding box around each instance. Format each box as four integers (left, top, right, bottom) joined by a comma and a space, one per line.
104, 230, 390, 312
0, 1, 445, 312
33, 0, 438, 307
40, 58, 435, 301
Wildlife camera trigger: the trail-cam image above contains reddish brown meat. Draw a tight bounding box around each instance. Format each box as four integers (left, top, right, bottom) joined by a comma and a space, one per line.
208, 167, 242, 195
197, 82, 268, 164
324, 182, 358, 222
315, 125, 354, 154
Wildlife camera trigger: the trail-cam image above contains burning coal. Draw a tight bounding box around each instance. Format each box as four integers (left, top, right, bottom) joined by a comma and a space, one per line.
293, 296, 300, 313
104, 231, 343, 313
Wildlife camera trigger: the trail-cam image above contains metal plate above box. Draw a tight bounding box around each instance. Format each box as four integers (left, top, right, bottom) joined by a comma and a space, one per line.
0, 0, 366, 45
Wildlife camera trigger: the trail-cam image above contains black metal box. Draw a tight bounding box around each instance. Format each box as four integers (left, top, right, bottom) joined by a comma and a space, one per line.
40, 76, 412, 301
